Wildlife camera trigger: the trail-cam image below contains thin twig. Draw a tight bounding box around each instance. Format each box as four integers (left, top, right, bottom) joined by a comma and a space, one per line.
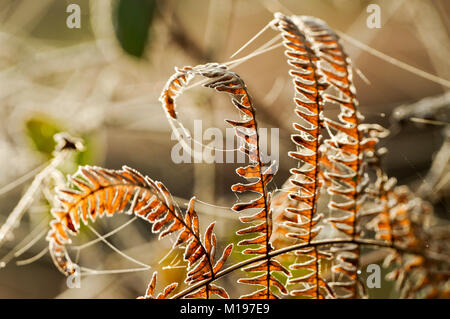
0, 152, 68, 247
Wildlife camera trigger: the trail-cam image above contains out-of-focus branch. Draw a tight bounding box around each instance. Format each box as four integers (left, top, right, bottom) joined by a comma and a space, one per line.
391, 92, 450, 205
417, 127, 449, 204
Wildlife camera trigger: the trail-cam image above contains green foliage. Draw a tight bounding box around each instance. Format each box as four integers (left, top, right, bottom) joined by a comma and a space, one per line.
25, 117, 62, 156
113, 0, 157, 58
25, 115, 96, 166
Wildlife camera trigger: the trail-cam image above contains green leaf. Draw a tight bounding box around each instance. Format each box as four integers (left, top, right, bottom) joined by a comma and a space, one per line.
113, 0, 157, 58
25, 117, 63, 157
25, 115, 99, 166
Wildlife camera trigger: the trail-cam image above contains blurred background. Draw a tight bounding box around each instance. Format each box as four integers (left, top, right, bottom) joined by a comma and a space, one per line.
0, 0, 448, 298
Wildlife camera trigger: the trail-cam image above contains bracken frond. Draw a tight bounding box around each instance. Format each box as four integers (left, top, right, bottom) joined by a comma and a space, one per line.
46, 165, 232, 299
382, 186, 450, 298
271, 13, 332, 299
298, 15, 377, 298
160, 63, 290, 299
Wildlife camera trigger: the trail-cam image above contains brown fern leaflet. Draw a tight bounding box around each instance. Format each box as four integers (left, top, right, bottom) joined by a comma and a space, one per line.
138, 272, 178, 299
366, 168, 395, 243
